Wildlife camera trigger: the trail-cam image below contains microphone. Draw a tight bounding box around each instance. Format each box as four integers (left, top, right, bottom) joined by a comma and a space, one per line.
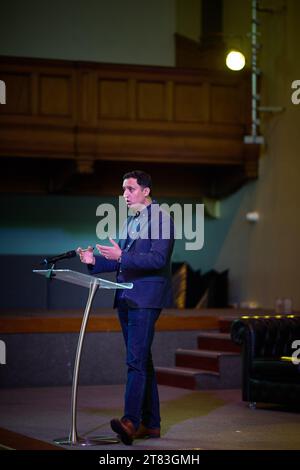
42, 250, 76, 265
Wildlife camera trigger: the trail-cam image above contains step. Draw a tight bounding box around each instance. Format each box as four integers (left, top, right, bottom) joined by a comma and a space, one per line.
197, 332, 240, 353
218, 317, 237, 333
175, 348, 240, 372
155, 366, 219, 390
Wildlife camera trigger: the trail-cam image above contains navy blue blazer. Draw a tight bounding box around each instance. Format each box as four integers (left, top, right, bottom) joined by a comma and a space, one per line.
88, 203, 174, 309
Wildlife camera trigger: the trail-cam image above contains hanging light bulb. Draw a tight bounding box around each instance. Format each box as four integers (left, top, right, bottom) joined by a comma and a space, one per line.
226, 50, 246, 71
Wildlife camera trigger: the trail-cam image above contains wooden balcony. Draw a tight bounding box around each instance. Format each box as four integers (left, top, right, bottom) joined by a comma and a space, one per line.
0, 56, 259, 196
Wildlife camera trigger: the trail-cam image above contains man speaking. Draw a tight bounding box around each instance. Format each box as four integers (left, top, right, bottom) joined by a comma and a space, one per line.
77, 170, 174, 445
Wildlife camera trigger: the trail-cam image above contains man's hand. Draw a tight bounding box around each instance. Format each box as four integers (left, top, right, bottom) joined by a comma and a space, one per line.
96, 238, 121, 261
76, 246, 95, 265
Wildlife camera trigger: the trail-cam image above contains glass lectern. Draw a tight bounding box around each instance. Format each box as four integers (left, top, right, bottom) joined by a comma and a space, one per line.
33, 268, 133, 447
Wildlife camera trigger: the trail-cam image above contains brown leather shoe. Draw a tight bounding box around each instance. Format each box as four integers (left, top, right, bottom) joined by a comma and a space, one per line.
110, 418, 135, 445
134, 423, 161, 439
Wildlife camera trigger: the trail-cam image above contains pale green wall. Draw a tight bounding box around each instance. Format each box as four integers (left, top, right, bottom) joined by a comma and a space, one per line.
0, 0, 175, 66
0, 192, 244, 276
215, 0, 300, 309
1, 0, 300, 310
175, 0, 300, 309
223, 0, 252, 66
176, 0, 201, 42
0, 190, 243, 280
176, 0, 252, 63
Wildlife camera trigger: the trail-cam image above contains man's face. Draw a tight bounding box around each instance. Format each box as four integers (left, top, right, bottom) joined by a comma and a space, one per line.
122, 177, 150, 210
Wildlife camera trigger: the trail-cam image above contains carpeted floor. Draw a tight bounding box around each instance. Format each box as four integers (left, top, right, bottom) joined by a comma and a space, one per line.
0, 385, 299, 450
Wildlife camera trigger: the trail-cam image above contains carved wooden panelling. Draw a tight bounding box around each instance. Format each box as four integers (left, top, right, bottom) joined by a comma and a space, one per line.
0, 72, 31, 115
174, 83, 208, 122
0, 56, 258, 179
137, 81, 166, 121
211, 84, 242, 124
39, 74, 72, 117
98, 79, 129, 120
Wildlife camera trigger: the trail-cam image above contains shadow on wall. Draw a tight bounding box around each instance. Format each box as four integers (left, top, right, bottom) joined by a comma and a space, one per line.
0, 255, 116, 311
0, 256, 229, 311
171, 262, 229, 309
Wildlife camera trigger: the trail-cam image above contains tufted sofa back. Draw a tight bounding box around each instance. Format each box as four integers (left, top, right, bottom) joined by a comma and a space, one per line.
231, 316, 300, 359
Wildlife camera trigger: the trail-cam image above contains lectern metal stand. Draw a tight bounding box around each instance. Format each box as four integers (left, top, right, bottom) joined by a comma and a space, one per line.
33, 269, 133, 447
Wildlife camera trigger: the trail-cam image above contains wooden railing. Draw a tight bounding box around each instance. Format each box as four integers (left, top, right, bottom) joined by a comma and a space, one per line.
0, 56, 259, 177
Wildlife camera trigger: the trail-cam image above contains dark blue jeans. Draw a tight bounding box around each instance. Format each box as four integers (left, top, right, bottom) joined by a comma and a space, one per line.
117, 306, 161, 431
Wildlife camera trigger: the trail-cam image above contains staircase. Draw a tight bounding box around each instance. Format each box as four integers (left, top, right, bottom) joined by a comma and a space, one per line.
156, 317, 241, 390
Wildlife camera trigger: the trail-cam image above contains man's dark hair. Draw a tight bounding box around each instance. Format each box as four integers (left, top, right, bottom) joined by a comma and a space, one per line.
123, 170, 152, 196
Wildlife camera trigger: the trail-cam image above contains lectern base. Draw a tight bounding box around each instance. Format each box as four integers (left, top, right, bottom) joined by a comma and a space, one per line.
33, 270, 132, 449
54, 435, 120, 446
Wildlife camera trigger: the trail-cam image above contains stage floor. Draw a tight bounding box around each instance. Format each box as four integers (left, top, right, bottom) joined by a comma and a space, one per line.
0, 384, 299, 450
